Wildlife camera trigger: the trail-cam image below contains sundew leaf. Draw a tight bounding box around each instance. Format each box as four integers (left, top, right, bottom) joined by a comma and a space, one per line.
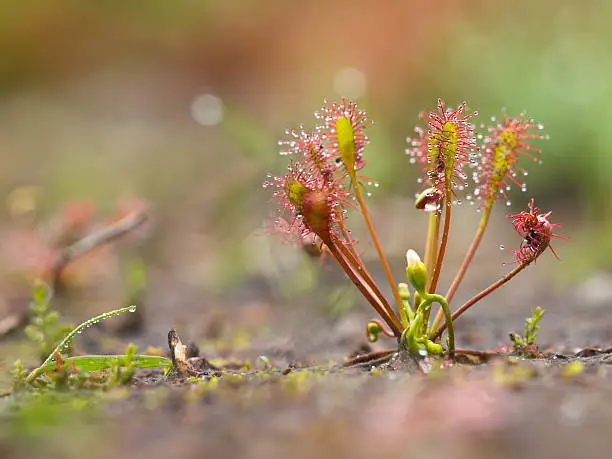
36, 355, 173, 373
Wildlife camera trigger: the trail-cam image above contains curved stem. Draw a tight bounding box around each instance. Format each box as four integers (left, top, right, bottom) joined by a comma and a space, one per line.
353, 183, 404, 320
430, 261, 529, 341
401, 292, 454, 358
327, 241, 403, 336
369, 319, 396, 338
426, 294, 454, 359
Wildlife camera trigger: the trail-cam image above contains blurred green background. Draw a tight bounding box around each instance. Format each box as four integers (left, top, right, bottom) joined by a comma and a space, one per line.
0, 0, 609, 344
1, 3, 611, 458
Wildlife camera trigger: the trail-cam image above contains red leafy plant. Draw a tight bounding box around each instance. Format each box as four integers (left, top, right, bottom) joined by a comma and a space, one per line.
264, 98, 567, 360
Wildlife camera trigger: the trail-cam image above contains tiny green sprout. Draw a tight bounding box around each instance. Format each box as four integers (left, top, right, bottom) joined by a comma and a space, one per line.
367, 321, 382, 343
510, 307, 545, 357
24, 281, 73, 361
509, 332, 524, 348
398, 282, 414, 323
107, 343, 139, 387
11, 360, 28, 392
525, 306, 545, 345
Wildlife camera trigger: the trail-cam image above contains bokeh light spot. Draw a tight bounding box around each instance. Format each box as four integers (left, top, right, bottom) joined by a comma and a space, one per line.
333, 67, 367, 99
191, 93, 223, 126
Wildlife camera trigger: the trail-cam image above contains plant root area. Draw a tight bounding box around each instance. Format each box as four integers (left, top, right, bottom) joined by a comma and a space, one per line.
1, 270, 612, 459
2, 338, 612, 459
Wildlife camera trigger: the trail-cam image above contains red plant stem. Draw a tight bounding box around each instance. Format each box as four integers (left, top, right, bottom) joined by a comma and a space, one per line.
430, 203, 493, 333
353, 183, 405, 318
369, 319, 396, 338
335, 239, 402, 330
339, 220, 363, 268
326, 239, 403, 337
342, 349, 396, 367
430, 260, 529, 341
428, 190, 452, 294
446, 204, 493, 303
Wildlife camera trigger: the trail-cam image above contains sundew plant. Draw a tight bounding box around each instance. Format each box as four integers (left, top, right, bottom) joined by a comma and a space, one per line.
264, 98, 567, 359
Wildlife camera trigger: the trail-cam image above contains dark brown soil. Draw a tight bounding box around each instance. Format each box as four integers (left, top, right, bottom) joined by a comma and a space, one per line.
1, 252, 611, 459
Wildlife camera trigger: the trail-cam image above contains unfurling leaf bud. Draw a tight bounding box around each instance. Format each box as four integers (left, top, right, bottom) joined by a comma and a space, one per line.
406, 249, 428, 294
398, 283, 411, 302
415, 187, 443, 212
366, 321, 382, 343
425, 340, 443, 355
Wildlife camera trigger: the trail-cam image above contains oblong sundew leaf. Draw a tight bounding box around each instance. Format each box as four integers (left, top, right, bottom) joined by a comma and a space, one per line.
37, 355, 173, 374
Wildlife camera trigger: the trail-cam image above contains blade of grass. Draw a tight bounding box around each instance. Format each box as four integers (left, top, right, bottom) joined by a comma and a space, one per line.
36, 355, 172, 373
26, 305, 139, 383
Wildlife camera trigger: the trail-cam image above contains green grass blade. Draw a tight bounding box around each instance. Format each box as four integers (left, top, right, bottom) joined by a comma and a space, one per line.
26, 305, 142, 383
37, 354, 173, 373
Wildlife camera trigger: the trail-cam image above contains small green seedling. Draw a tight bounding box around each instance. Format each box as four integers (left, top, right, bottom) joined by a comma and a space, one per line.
510, 306, 545, 355
22, 305, 172, 388
24, 282, 73, 362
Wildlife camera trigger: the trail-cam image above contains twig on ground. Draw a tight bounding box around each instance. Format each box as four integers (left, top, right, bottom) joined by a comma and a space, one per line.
48, 209, 149, 293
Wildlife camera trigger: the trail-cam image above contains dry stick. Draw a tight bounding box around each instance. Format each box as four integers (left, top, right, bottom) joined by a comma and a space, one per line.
49, 210, 149, 292
327, 241, 403, 337
430, 204, 493, 333
335, 239, 402, 331
353, 184, 405, 319
430, 261, 529, 341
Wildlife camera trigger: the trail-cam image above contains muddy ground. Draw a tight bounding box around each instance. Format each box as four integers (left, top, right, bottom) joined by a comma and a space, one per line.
1, 245, 611, 459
